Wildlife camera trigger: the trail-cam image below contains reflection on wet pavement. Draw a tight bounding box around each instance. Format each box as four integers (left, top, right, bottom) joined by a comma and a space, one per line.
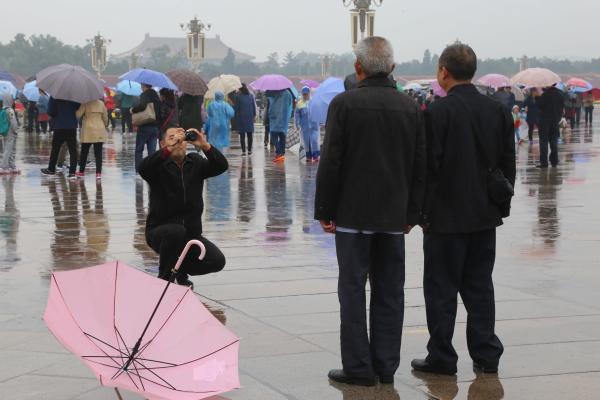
1, 117, 600, 399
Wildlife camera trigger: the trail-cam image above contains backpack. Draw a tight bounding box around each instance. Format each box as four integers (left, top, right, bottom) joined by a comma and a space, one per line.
0, 108, 10, 136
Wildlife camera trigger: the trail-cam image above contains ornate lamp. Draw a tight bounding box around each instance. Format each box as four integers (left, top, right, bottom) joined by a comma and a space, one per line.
180, 17, 211, 69
88, 32, 110, 79
342, 0, 383, 47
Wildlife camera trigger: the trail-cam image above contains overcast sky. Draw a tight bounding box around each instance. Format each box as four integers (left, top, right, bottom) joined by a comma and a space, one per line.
3, 0, 599, 62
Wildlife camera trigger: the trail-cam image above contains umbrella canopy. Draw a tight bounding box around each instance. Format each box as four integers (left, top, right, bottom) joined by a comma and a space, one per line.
44, 243, 240, 400
478, 74, 511, 89
0, 68, 15, 83
37, 64, 104, 104
510, 68, 561, 88
403, 82, 423, 92
309, 77, 345, 125
431, 80, 447, 97
116, 80, 142, 96
166, 70, 208, 96
23, 80, 40, 102
300, 79, 320, 89
0, 80, 17, 99
566, 77, 593, 93
205, 75, 242, 99
250, 74, 294, 92
120, 68, 178, 90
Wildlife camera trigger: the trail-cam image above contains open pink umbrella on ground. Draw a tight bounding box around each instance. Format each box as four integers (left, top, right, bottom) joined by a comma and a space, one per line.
478, 73, 511, 89
44, 240, 240, 400
249, 74, 294, 91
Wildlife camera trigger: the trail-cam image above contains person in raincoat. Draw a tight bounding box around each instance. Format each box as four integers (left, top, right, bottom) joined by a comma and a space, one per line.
206, 91, 235, 151
266, 88, 293, 162
295, 86, 320, 162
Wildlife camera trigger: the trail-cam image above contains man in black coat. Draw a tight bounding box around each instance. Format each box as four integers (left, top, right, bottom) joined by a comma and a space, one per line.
315, 36, 426, 386
411, 43, 516, 376
139, 127, 228, 288
536, 85, 564, 168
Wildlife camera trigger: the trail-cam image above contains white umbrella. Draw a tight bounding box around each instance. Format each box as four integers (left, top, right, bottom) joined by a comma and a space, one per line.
37, 64, 103, 104
205, 74, 242, 99
510, 68, 561, 89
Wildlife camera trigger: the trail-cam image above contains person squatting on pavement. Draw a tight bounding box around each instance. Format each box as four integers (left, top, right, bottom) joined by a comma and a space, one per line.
411, 43, 516, 376
315, 36, 427, 386
139, 127, 228, 289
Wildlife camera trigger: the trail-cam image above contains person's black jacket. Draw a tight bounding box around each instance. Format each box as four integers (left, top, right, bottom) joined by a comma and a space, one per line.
314, 75, 427, 231
536, 86, 564, 123
139, 146, 228, 236
132, 89, 162, 127
523, 95, 539, 123
423, 84, 516, 233
178, 94, 204, 131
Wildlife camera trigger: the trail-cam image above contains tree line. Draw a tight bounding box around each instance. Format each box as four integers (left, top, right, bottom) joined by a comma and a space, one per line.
2, 34, 599, 80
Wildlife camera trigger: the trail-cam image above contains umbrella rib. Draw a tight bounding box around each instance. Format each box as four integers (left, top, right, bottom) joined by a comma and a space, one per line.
114, 325, 131, 367
130, 356, 146, 391
85, 332, 129, 357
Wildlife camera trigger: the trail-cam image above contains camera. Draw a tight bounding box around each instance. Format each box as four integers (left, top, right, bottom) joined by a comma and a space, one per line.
185, 130, 198, 142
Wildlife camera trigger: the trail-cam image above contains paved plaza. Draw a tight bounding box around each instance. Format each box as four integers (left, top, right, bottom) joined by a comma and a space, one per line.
1, 117, 600, 399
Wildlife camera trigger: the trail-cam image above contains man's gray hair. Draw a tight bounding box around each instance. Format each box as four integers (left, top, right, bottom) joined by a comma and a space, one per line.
354, 36, 395, 77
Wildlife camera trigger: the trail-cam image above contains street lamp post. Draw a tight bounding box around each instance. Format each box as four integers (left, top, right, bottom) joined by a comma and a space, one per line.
88, 32, 111, 79
180, 17, 211, 72
342, 0, 383, 47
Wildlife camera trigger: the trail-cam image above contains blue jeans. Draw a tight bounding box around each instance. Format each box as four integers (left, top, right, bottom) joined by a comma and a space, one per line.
135, 125, 158, 172
271, 131, 286, 156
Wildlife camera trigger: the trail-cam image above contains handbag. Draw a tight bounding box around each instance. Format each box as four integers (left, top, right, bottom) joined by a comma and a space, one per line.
132, 102, 156, 126
453, 93, 514, 212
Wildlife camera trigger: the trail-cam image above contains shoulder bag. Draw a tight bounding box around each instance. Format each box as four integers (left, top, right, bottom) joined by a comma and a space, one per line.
132, 102, 156, 126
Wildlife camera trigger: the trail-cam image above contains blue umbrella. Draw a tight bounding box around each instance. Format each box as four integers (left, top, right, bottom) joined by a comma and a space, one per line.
119, 68, 178, 90
289, 86, 300, 100
23, 80, 40, 102
0, 80, 17, 99
116, 80, 142, 96
0, 69, 15, 83
308, 77, 345, 125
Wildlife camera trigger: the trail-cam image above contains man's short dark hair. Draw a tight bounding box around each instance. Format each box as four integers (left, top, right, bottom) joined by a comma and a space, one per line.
438, 43, 477, 81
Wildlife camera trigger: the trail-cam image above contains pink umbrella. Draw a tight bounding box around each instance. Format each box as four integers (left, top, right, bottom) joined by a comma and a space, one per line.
249, 74, 294, 91
566, 77, 592, 90
478, 74, 511, 89
44, 240, 240, 400
510, 68, 561, 88
430, 80, 447, 97
300, 79, 320, 89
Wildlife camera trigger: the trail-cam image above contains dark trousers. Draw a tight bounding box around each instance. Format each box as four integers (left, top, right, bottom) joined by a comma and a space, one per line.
107, 110, 116, 130
121, 108, 132, 132
40, 121, 48, 133
271, 131, 286, 156
264, 123, 270, 146
239, 132, 253, 153
146, 224, 226, 280
575, 107, 582, 125
27, 108, 40, 133
539, 119, 559, 167
527, 120, 537, 142
335, 232, 406, 378
135, 125, 158, 172
585, 107, 593, 124
79, 142, 103, 173
48, 129, 78, 174
423, 229, 503, 371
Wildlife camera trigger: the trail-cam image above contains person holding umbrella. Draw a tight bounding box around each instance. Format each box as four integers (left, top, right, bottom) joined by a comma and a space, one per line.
75, 98, 108, 179
583, 90, 594, 125
41, 97, 80, 178
266, 89, 293, 162
536, 84, 564, 168
234, 83, 256, 156
132, 83, 162, 173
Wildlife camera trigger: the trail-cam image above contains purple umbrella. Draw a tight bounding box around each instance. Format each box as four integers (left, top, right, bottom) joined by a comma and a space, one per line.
249, 74, 293, 91
300, 79, 320, 89
478, 74, 511, 89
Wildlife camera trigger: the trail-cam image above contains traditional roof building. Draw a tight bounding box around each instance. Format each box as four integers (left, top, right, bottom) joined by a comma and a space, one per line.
111, 33, 255, 65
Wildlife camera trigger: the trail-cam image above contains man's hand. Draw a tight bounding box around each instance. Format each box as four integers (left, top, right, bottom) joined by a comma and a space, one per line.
189, 128, 211, 152
320, 220, 336, 234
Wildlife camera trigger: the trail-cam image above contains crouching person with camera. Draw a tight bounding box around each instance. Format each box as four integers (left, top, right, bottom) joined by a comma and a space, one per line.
139, 127, 228, 288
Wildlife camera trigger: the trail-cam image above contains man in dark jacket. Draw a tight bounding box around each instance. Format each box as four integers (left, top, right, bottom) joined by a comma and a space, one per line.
491, 87, 516, 111
411, 43, 516, 376
132, 84, 162, 172
536, 85, 564, 168
523, 90, 540, 143
315, 36, 426, 386
41, 97, 80, 178
139, 127, 228, 288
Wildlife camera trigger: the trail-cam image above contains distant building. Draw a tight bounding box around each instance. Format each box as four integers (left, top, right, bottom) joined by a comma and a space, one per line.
111, 33, 255, 65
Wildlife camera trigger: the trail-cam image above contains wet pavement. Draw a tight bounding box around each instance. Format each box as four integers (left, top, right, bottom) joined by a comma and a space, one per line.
1, 116, 600, 399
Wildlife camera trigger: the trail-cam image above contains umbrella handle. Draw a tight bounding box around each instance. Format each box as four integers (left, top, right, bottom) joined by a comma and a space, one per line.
172, 240, 207, 273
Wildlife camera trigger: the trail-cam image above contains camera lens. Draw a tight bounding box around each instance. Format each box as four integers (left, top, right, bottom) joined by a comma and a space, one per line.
185, 130, 198, 142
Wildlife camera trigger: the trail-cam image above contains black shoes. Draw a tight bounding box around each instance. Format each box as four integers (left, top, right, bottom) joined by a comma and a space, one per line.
327, 369, 376, 387
41, 168, 55, 175
176, 275, 194, 290
410, 359, 457, 376
473, 361, 498, 374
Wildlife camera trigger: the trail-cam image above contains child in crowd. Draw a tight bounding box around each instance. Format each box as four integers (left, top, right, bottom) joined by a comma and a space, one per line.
512, 105, 524, 144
